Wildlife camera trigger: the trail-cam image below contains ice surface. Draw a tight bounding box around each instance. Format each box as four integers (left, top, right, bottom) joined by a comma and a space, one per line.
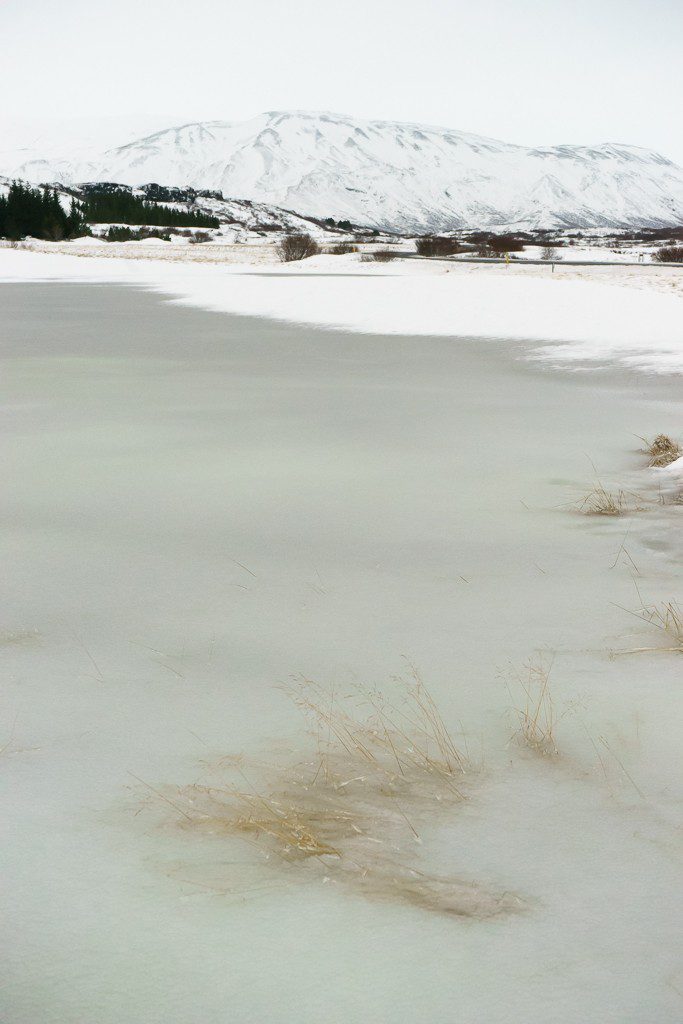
1, 247, 682, 374
2, 282, 682, 1022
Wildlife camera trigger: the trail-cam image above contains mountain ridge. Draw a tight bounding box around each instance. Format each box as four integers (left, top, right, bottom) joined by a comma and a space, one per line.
2, 110, 682, 231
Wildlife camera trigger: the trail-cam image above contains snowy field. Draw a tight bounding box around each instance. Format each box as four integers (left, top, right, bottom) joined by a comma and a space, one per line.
1, 250, 682, 1023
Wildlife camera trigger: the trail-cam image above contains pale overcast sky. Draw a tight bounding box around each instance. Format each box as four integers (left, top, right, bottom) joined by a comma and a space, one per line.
2, 0, 682, 162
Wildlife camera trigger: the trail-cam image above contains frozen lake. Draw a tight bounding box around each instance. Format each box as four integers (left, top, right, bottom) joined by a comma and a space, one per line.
2, 283, 682, 1023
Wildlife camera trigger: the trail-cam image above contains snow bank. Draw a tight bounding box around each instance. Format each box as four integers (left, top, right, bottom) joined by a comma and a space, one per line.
655, 454, 683, 498
135, 236, 171, 245
68, 235, 108, 246
1, 247, 682, 374
660, 454, 683, 477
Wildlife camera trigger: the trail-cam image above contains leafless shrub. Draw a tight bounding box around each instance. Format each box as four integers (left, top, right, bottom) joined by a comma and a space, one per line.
188, 231, 211, 245
105, 225, 176, 242
325, 242, 359, 255
540, 246, 559, 261
487, 234, 526, 255
363, 249, 400, 262
276, 233, 320, 262
415, 236, 464, 258
652, 246, 683, 264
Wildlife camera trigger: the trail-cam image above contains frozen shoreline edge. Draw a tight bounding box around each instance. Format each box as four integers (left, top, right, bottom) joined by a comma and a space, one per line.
1, 247, 682, 376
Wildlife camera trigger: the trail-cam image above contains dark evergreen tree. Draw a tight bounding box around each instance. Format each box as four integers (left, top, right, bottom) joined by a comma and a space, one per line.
0, 181, 216, 239
0, 182, 89, 240
81, 188, 219, 228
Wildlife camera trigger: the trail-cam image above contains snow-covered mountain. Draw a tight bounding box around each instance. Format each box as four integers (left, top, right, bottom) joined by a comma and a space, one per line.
2, 111, 683, 232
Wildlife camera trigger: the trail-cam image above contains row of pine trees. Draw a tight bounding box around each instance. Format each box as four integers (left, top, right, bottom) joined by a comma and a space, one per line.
81, 190, 219, 228
0, 182, 220, 240
0, 182, 88, 241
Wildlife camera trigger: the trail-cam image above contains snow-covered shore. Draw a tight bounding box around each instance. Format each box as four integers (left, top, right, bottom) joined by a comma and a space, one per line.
1, 246, 682, 374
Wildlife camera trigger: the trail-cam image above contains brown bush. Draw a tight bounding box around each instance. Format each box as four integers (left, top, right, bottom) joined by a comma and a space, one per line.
653, 246, 683, 263
415, 236, 464, 257
325, 242, 359, 255
277, 233, 321, 262
363, 249, 400, 262
487, 234, 526, 255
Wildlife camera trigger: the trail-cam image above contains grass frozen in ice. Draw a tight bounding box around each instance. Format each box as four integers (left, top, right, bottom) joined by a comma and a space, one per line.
618, 599, 683, 655
574, 483, 643, 516
143, 675, 523, 919
507, 655, 559, 756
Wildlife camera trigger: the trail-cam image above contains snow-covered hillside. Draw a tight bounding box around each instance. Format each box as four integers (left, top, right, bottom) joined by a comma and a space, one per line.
0, 174, 348, 240
2, 111, 683, 231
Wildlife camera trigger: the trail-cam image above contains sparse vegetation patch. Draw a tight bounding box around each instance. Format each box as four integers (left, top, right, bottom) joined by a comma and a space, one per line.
574, 483, 642, 516
141, 674, 524, 919
619, 600, 683, 655
363, 249, 400, 262
324, 242, 359, 255
507, 655, 559, 755
640, 433, 681, 467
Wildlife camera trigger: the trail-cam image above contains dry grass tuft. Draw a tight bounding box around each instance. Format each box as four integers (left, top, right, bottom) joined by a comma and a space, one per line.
190, 784, 347, 859
140, 675, 524, 919
574, 483, 642, 516
640, 434, 682, 468
283, 671, 467, 789
619, 599, 683, 655
508, 655, 558, 755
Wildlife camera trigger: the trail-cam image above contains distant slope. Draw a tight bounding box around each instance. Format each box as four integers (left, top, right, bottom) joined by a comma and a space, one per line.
0, 175, 349, 238
2, 111, 683, 231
